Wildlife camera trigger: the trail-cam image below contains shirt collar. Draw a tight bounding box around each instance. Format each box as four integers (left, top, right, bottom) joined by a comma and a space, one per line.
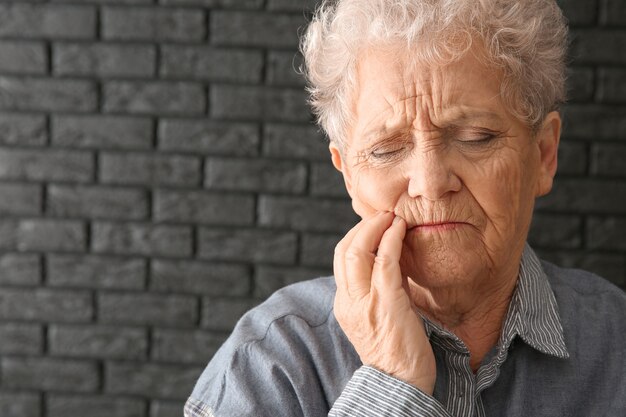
422, 244, 569, 359
504, 243, 569, 359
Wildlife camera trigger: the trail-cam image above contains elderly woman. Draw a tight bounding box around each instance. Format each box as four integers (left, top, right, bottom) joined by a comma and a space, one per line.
186, 0, 626, 416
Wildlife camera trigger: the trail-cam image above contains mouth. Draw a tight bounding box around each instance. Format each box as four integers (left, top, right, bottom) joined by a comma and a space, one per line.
407, 221, 469, 233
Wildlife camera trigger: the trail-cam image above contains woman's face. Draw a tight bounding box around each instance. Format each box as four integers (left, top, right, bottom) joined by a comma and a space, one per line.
331, 48, 560, 290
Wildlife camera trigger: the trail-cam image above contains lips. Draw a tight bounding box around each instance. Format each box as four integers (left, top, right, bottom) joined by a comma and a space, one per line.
407, 221, 469, 232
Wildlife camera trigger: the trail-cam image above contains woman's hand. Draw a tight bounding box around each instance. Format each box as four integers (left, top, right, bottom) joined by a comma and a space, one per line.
333, 211, 436, 394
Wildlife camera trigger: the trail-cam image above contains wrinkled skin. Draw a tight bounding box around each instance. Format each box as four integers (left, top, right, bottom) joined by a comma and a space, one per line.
331, 47, 561, 391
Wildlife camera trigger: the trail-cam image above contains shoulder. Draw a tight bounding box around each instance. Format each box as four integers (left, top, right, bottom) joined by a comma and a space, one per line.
231, 276, 338, 345
541, 260, 625, 307
187, 276, 355, 416
541, 260, 626, 336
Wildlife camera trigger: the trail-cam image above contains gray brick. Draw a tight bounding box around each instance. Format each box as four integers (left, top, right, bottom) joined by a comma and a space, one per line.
259, 196, 357, 232
0, 41, 47, 74
310, 162, 349, 197
558, 141, 587, 175
162, 0, 263, 7
0, 77, 97, 112
152, 329, 227, 363
52, 115, 153, 150
105, 362, 203, 399
51, 0, 152, 3
211, 11, 303, 48
0, 183, 41, 216
158, 119, 259, 156
0, 4, 95, 39
0, 253, 41, 286
0, 149, 93, 182
266, 51, 305, 86
528, 213, 582, 249
0, 288, 92, 322
570, 30, 626, 65
153, 189, 255, 225
102, 6, 205, 41
198, 228, 297, 264
47, 254, 145, 290
537, 249, 625, 287
601, 0, 626, 25
92, 222, 192, 257
99, 292, 198, 326
48, 184, 148, 220
557, 0, 597, 26
54, 43, 156, 77
535, 179, 626, 213
267, 0, 318, 11
104, 81, 205, 115
263, 123, 328, 160
161, 46, 262, 83
205, 157, 307, 193
301, 233, 341, 267
49, 324, 148, 360
0, 113, 47, 146
151, 259, 250, 296
598, 68, 626, 104
254, 265, 330, 298
100, 152, 201, 186
16, 219, 86, 252
0, 323, 42, 355
587, 216, 626, 250
591, 143, 626, 176
202, 297, 257, 331
0, 220, 18, 250
567, 67, 594, 102
47, 395, 146, 417
0, 392, 41, 417
2, 357, 98, 392
562, 105, 626, 141
211, 85, 310, 122
150, 401, 186, 417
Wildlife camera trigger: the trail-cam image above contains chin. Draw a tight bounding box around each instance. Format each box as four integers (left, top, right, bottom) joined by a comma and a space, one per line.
399, 230, 489, 289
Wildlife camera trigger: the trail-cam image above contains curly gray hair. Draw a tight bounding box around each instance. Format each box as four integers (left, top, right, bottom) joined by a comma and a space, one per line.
301, 0, 569, 149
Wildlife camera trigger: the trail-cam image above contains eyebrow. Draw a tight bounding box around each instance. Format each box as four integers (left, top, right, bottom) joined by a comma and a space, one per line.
362, 109, 506, 144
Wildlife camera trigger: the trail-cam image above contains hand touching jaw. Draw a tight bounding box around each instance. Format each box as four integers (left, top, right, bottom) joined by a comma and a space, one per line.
333, 212, 437, 392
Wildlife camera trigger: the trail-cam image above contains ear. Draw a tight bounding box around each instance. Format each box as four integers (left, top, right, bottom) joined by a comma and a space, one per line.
329, 142, 354, 194
534, 111, 561, 197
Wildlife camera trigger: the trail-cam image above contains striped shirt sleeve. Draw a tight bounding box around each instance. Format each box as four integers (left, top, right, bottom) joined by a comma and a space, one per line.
329, 366, 452, 417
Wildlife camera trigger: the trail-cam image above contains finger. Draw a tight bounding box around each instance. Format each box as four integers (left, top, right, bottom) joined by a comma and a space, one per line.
333, 217, 368, 296
371, 216, 408, 300
344, 212, 395, 299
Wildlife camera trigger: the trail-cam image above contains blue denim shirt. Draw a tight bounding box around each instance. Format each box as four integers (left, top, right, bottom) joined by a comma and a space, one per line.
186, 246, 626, 417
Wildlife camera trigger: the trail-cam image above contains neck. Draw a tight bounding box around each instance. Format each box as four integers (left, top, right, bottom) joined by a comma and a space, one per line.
408, 271, 518, 372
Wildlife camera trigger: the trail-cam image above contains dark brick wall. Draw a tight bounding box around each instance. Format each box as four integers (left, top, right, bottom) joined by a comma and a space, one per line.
0, 0, 623, 415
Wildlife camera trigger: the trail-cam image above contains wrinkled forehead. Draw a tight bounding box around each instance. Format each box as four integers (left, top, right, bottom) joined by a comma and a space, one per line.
350, 46, 508, 141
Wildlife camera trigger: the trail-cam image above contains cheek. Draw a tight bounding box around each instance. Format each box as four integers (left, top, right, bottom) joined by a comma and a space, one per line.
351, 168, 405, 217
475, 154, 535, 236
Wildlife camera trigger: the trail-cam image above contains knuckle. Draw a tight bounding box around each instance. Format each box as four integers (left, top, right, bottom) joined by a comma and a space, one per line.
345, 247, 373, 263
374, 254, 395, 267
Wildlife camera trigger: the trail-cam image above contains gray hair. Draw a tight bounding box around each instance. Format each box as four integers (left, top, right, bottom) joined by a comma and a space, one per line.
300, 0, 569, 148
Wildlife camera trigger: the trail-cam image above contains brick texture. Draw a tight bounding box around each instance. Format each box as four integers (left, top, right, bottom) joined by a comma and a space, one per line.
0, 0, 624, 412
158, 119, 260, 156
53, 43, 156, 78
0, 77, 97, 112
0, 41, 47, 75
0, 113, 47, 146
0, 392, 41, 417
52, 115, 153, 150
2, 357, 99, 392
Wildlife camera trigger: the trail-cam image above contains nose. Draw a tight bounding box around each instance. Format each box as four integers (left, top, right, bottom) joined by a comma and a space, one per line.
406, 148, 462, 200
